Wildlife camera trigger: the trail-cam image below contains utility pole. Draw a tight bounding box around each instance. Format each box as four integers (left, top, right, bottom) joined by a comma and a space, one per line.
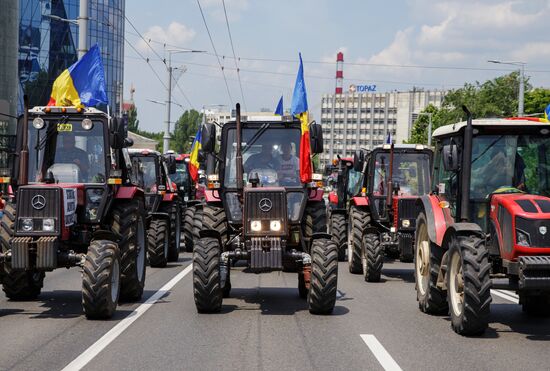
77, 0, 89, 58
488, 60, 526, 116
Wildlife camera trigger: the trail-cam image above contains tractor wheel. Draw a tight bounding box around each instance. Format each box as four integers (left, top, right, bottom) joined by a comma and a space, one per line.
415, 212, 448, 314
162, 201, 181, 262
192, 206, 204, 243
183, 206, 195, 252
112, 200, 147, 301
202, 204, 228, 246
1, 202, 44, 300
148, 218, 169, 268
399, 232, 414, 263
302, 201, 327, 253
308, 238, 338, 314
362, 232, 383, 282
82, 240, 120, 319
330, 213, 347, 262
193, 237, 222, 313
348, 206, 369, 274
447, 234, 492, 336
520, 294, 550, 316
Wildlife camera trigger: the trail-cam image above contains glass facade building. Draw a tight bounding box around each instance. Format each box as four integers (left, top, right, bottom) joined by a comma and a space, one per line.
18, 0, 125, 115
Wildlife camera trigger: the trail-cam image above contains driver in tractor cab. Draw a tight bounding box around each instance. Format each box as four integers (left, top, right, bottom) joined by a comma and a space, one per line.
277, 142, 299, 184
55, 134, 90, 178
244, 140, 278, 172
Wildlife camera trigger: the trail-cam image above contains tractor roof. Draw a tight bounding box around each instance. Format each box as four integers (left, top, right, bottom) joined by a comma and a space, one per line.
223, 115, 300, 125
433, 118, 548, 137
373, 144, 429, 151
28, 106, 108, 117
128, 148, 161, 157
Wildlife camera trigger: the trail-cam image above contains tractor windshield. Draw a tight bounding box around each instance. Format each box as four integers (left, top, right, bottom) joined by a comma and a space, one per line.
372, 152, 431, 196
170, 160, 190, 187
224, 126, 302, 188
27, 118, 106, 184
470, 135, 550, 198
134, 156, 158, 193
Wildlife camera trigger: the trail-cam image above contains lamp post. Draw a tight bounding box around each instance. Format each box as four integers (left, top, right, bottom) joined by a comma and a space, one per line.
418, 112, 433, 146
488, 60, 526, 116
44, 0, 89, 58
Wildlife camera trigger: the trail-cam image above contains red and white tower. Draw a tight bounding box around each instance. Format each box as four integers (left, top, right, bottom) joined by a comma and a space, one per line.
335, 52, 344, 94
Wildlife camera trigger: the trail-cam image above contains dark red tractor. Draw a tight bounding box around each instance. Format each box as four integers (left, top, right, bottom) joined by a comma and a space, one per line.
348, 144, 433, 281
193, 104, 336, 314
129, 149, 181, 267
0, 103, 147, 319
415, 107, 550, 335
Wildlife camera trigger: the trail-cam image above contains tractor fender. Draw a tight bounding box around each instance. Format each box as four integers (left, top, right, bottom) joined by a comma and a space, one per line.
162, 192, 176, 202
328, 192, 338, 205
150, 211, 170, 220
330, 208, 347, 215
185, 199, 201, 207
351, 196, 369, 207
308, 188, 324, 201
93, 229, 120, 243
311, 232, 332, 241
115, 186, 144, 199
204, 189, 222, 203
417, 195, 452, 246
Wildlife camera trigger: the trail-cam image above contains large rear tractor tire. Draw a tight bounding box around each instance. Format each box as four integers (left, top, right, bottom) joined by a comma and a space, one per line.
415, 213, 448, 314
202, 205, 228, 246
148, 218, 169, 268
1, 203, 44, 300
447, 234, 492, 336
362, 232, 383, 282
308, 238, 338, 314
192, 206, 204, 246
302, 201, 327, 253
183, 206, 195, 252
193, 237, 223, 313
162, 201, 181, 262
348, 206, 369, 274
112, 200, 147, 301
82, 240, 120, 319
330, 213, 347, 262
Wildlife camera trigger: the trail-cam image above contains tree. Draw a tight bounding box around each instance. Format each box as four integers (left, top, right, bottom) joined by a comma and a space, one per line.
172, 109, 203, 154
525, 88, 550, 115
127, 106, 139, 132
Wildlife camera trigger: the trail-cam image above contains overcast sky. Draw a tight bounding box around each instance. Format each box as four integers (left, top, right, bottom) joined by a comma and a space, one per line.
124, 0, 550, 132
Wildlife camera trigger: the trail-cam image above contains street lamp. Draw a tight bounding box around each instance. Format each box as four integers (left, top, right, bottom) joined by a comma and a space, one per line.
417, 112, 433, 146
163, 48, 206, 153
43, 0, 89, 58
488, 60, 526, 116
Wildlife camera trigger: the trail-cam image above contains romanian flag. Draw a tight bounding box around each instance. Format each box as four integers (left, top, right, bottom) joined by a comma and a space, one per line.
189, 126, 202, 182
47, 44, 108, 107
544, 103, 550, 123
290, 53, 312, 183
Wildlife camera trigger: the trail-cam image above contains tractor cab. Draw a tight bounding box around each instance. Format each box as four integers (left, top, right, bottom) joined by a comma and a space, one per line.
167, 153, 194, 202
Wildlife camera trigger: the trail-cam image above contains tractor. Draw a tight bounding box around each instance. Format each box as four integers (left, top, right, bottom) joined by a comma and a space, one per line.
327, 156, 362, 261
129, 149, 181, 267
0, 103, 147, 319
348, 144, 433, 281
415, 108, 550, 335
194, 104, 337, 314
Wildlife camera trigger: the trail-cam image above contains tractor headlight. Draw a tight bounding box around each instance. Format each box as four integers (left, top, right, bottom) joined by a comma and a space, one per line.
21, 218, 33, 232
516, 229, 531, 246
270, 220, 281, 231
81, 118, 94, 130
86, 188, 104, 221
42, 218, 55, 232
32, 117, 45, 129
402, 219, 410, 228
251, 220, 262, 232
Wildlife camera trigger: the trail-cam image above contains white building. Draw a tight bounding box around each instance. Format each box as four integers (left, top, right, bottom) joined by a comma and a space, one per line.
320, 88, 446, 166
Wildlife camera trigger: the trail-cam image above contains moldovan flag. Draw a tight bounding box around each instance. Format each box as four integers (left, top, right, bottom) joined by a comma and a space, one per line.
189, 126, 202, 182
47, 44, 108, 107
544, 103, 550, 123
290, 53, 312, 183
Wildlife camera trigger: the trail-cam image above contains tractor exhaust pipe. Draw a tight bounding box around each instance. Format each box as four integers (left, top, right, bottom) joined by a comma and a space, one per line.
235, 103, 244, 193
386, 143, 394, 209
460, 105, 473, 222
18, 95, 29, 185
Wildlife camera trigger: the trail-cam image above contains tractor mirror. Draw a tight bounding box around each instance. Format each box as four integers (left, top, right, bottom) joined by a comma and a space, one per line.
309, 121, 324, 154
124, 137, 134, 148
166, 155, 177, 174
442, 143, 459, 172
110, 118, 125, 149
201, 123, 216, 153
197, 149, 205, 163
353, 150, 364, 172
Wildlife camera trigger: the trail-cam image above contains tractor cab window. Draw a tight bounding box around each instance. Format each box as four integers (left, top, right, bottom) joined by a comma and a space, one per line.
372, 152, 431, 196
28, 118, 106, 184
136, 156, 158, 193
224, 126, 302, 187
434, 137, 459, 217
170, 160, 190, 187
347, 168, 362, 196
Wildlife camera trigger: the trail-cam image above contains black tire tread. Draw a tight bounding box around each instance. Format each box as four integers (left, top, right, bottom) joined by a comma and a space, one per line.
308, 238, 338, 314
193, 237, 222, 313
363, 232, 383, 282
330, 213, 347, 262
202, 204, 228, 245
302, 201, 327, 252
161, 201, 180, 262
349, 206, 369, 274
183, 206, 195, 252
148, 218, 169, 268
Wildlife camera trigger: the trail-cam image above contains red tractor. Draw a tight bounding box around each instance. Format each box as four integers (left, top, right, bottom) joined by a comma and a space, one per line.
415, 107, 550, 335
0, 104, 147, 319
194, 104, 336, 314
129, 149, 181, 267
348, 144, 433, 281
327, 156, 361, 261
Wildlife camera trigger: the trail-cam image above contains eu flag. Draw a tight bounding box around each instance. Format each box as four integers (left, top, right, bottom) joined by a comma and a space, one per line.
274, 96, 283, 115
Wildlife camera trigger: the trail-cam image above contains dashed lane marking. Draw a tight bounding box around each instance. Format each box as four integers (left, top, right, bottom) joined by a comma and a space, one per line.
360, 334, 403, 371
491, 289, 519, 304
62, 263, 193, 371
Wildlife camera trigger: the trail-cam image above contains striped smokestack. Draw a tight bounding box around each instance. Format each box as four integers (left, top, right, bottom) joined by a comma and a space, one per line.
335, 52, 344, 94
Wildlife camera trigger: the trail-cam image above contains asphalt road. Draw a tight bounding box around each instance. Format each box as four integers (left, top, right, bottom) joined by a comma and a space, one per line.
1, 253, 549, 371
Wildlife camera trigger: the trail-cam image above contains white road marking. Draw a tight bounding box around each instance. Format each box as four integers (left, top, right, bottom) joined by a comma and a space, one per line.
491, 289, 519, 304
360, 334, 403, 371
62, 263, 193, 371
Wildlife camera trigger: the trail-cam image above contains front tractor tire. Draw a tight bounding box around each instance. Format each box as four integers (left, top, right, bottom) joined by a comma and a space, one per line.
414, 213, 448, 314
348, 206, 369, 274
162, 201, 181, 262
202, 204, 228, 246
148, 218, 170, 268
447, 235, 492, 336
362, 232, 383, 282
308, 238, 338, 315
1, 202, 44, 300
330, 213, 347, 262
82, 240, 120, 319
112, 200, 147, 302
302, 201, 327, 252
193, 237, 223, 313
183, 206, 195, 252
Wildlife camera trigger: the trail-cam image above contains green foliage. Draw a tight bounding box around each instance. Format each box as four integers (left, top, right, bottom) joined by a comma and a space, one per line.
172, 109, 203, 154
524, 88, 550, 116
127, 106, 139, 132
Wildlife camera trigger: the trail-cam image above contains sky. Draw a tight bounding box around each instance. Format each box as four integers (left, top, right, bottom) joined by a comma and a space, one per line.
124, 0, 550, 132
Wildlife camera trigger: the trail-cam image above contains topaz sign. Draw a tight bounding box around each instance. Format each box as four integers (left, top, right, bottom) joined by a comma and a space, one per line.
349, 84, 377, 93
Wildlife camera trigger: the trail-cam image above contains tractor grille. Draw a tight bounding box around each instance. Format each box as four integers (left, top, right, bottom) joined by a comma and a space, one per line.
397, 198, 418, 230
516, 216, 550, 248
244, 188, 287, 236
17, 187, 60, 219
